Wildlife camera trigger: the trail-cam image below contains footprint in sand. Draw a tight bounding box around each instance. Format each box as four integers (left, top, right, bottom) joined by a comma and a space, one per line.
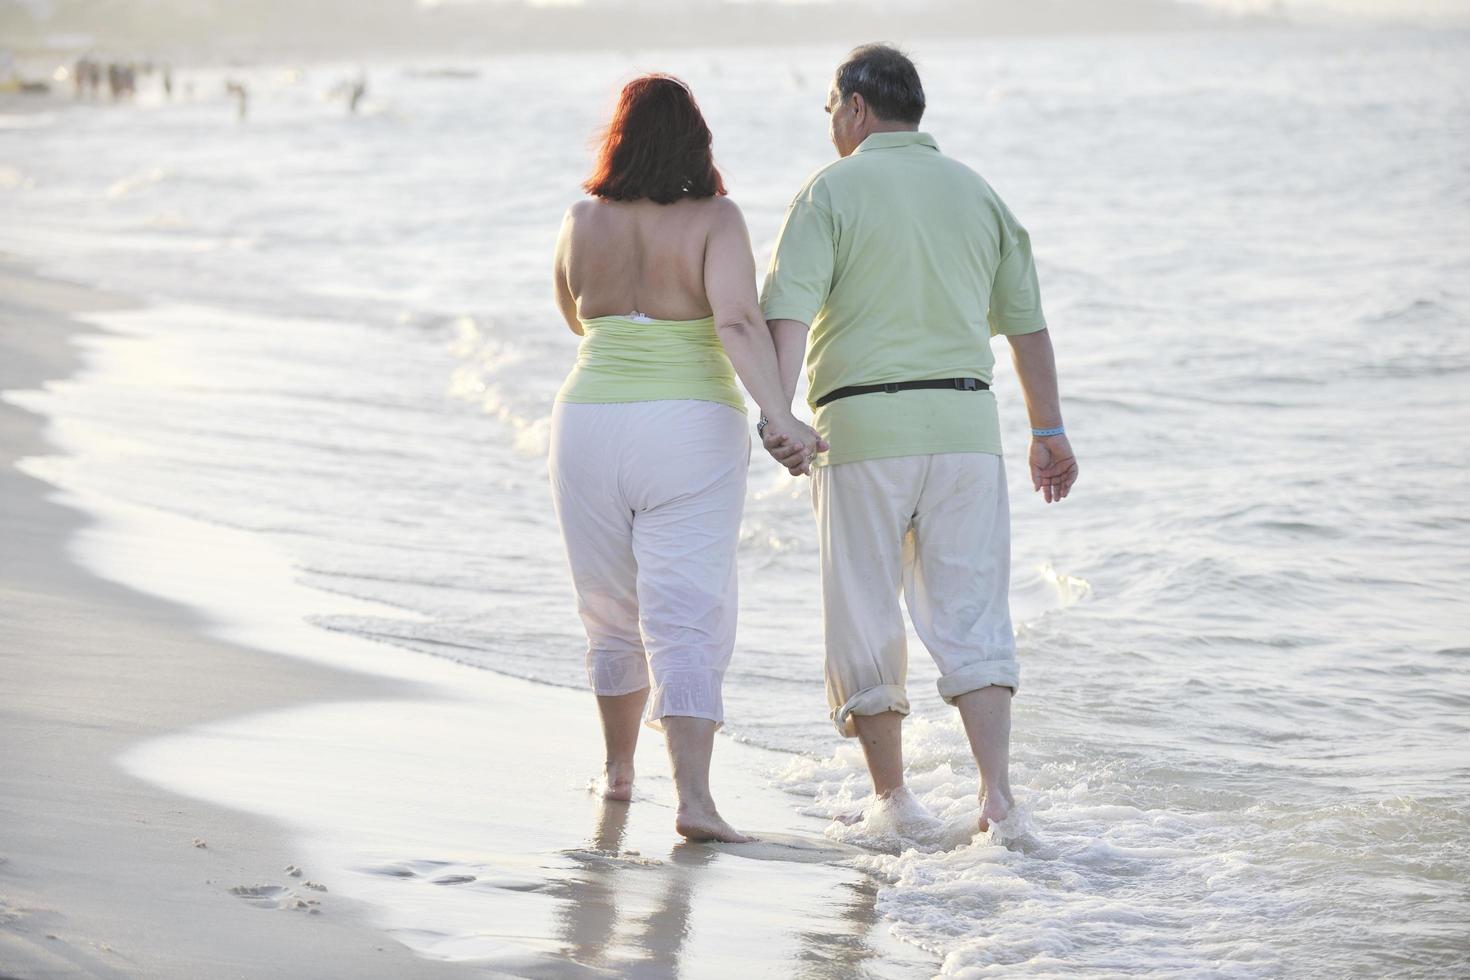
228, 884, 322, 914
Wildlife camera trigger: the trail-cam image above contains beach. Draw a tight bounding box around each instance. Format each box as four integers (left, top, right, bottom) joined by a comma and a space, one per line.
0, 260, 941, 977
0, 262, 510, 978
1, 28, 1468, 978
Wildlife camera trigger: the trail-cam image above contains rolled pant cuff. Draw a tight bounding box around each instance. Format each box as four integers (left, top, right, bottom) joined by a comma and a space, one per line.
832, 684, 910, 739
936, 659, 1020, 703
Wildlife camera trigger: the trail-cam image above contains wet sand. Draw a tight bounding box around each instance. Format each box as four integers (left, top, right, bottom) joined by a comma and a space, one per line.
0, 261, 499, 978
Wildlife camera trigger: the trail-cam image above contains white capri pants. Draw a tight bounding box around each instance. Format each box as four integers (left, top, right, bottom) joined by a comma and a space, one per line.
548, 399, 749, 730
813, 452, 1020, 738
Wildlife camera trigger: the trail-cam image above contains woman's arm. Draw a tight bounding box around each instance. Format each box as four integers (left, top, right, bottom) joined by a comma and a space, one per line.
552, 208, 583, 336
704, 200, 825, 471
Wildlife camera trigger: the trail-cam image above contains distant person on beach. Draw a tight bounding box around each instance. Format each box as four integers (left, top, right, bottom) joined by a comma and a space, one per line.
348, 73, 367, 114
225, 79, 248, 120
760, 44, 1077, 834
549, 75, 825, 842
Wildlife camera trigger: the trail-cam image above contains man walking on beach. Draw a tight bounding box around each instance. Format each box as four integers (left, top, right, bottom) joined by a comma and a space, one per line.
759, 44, 1077, 832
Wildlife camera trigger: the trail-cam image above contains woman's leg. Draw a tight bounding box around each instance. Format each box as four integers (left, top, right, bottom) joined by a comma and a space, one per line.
596, 688, 648, 801
625, 402, 750, 841
550, 403, 650, 800
663, 716, 751, 843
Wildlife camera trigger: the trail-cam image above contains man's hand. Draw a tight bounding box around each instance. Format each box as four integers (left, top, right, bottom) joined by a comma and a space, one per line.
760, 414, 828, 477
1030, 434, 1078, 503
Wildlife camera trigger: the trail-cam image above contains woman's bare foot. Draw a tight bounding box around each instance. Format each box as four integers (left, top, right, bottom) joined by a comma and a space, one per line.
977, 788, 1014, 833
675, 804, 753, 843
601, 760, 634, 801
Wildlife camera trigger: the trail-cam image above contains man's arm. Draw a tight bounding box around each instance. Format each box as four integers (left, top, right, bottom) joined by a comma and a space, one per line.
759, 179, 835, 475
767, 318, 808, 410
1006, 328, 1077, 503
761, 317, 816, 474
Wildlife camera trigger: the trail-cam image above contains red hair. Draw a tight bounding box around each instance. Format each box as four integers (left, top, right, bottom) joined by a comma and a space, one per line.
584, 74, 726, 205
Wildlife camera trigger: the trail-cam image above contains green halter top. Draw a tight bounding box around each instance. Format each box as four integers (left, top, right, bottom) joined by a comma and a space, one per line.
556, 312, 747, 414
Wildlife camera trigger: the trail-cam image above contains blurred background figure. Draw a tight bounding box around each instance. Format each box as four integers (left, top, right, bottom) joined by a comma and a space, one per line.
104, 61, 135, 101
82, 58, 102, 98
225, 78, 248, 120
348, 72, 367, 114
328, 70, 369, 114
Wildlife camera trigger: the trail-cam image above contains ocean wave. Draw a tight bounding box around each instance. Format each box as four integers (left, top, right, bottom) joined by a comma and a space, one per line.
1361, 296, 1460, 327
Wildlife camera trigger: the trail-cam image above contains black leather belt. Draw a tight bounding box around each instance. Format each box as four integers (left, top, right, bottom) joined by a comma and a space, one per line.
813, 377, 989, 408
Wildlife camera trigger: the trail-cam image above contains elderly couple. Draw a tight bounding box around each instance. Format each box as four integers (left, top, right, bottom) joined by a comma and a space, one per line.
549, 44, 1077, 843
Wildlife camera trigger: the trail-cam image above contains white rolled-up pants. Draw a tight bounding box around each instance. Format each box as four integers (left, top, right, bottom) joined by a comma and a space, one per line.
813, 452, 1020, 738
548, 399, 749, 730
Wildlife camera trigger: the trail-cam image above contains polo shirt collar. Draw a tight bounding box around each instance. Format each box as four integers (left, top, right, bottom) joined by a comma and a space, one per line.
853, 131, 939, 153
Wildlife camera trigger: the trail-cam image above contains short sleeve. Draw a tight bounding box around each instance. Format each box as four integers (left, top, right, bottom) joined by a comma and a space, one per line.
760, 180, 837, 326
987, 221, 1047, 337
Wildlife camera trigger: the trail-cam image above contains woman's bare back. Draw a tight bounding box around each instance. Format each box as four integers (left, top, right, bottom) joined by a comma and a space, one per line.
560, 197, 728, 322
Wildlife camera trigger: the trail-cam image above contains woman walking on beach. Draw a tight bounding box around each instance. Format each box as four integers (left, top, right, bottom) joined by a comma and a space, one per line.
548, 75, 824, 842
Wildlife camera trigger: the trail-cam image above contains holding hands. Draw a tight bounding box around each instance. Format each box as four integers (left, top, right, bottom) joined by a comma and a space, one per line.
759, 413, 828, 477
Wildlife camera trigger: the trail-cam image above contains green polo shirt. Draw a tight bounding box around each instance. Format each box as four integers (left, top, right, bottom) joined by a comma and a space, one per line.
760, 130, 1047, 466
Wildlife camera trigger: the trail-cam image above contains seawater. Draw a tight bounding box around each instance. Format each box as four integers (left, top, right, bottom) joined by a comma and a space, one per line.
3, 30, 1468, 977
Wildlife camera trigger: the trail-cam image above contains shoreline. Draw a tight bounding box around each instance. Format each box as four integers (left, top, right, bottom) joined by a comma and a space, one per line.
0, 259, 513, 978
0, 258, 939, 976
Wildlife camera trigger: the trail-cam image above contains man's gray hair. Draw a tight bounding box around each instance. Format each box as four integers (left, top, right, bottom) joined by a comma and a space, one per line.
834, 43, 925, 125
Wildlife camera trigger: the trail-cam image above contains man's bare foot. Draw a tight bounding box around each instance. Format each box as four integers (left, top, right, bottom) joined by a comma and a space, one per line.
977, 789, 1013, 833
856, 785, 944, 840
601, 760, 634, 801
675, 805, 753, 843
